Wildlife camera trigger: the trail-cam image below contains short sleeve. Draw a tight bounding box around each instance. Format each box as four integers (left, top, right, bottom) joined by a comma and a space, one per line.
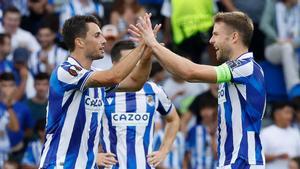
154, 84, 173, 116
56, 64, 93, 92
223, 59, 254, 84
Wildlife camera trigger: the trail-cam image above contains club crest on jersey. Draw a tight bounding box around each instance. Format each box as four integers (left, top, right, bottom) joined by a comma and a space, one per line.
68, 65, 83, 76
146, 95, 155, 106
112, 113, 150, 126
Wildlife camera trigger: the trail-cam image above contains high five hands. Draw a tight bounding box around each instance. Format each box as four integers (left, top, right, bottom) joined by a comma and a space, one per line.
128, 13, 161, 48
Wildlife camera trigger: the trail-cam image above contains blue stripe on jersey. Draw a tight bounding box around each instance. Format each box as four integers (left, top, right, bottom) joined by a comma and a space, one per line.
255, 134, 264, 165
86, 89, 100, 168
169, 151, 173, 168
42, 90, 76, 168
143, 83, 156, 169
105, 92, 119, 169
64, 89, 88, 168
224, 83, 233, 165
126, 93, 137, 169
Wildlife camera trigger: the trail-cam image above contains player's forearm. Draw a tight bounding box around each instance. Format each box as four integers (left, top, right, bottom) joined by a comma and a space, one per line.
159, 111, 180, 153
151, 42, 217, 83
128, 50, 152, 88
111, 44, 146, 83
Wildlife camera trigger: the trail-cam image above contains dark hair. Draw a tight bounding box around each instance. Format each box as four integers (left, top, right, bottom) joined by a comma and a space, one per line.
0, 33, 11, 45
34, 73, 50, 81
270, 101, 294, 120
214, 11, 254, 47
291, 96, 300, 111
38, 23, 56, 34
3, 6, 20, 17
150, 62, 164, 78
62, 15, 101, 52
110, 40, 135, 62
0, 72, 16, 82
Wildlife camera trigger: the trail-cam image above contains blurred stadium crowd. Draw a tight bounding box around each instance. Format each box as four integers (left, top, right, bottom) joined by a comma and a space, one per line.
0, 0, 300, 169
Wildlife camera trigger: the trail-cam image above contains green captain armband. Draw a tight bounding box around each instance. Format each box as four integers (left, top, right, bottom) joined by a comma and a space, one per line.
215, 63, 232, 83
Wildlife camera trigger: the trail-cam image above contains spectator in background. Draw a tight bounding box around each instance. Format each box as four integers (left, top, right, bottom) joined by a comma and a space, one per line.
180, 83, 218, 134
12, 47, 31, 101
59, 0, 104, 28
183, 100, 217, 169
21, 0, 58, 35
221, 0, 266, 61
110, 0, 145, 39
0, 33, 16, 74
29, 24, 68, 76
161, 0, 216, 64
291, 97, 300, 130
0, 74, 19, 167
149, 61, 166, 85
0, 73, 34, 163
261, 102, 300, 169
260, 0, 300, 99
25, 73, 49, 128
21, 119, 45, 169
289, 157, 300, 169
0, 6, 40, 53
92, 24, 118, 70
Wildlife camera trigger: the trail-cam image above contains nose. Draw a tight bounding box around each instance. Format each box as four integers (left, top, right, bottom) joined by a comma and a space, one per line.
101, 35, 107, 44
209, 36, 214, 45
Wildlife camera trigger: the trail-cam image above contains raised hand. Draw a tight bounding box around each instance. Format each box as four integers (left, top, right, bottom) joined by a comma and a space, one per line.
128, 13, 161, 47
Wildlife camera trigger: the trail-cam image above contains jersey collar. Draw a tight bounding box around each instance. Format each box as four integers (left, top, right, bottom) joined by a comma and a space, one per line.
237, 52, 253, 60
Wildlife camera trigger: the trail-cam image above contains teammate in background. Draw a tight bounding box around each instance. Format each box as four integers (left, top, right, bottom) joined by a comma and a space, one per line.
183, 99, 218, 169
129, 12, 266, 169
98, 40, 180, 169
39, 15, 160, 169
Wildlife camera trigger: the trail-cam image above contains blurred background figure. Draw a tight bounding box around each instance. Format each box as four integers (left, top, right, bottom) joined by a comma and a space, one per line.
25, 73, 49, 128
0, 6, 40, 54
260, 0, 300, 99
110, 0, 145, 39
59, 0, 104, 28
261, 102, 300, 169
0, 73, 19, 167
149, 61, 166, 85
161, 0, 216, 64
92, 24, 119, 70
21, 118, 45, 169
29, 24, 68, 76
183, 99, 217, 169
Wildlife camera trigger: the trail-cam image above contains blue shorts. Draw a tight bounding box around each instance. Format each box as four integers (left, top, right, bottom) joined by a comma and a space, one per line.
217, 158, 265, 169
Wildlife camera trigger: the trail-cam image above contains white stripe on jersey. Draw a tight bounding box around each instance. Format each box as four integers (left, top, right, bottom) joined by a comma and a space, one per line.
75, 89, 94, 168
247, 132, 256, 164
135, 88, 147, 169
219, 104, 227, 165
196, 127, 203, 167
115, 92, 128, 169
40, 134, 53, 166
56, 92, 82, 166
229, 85, 243, 164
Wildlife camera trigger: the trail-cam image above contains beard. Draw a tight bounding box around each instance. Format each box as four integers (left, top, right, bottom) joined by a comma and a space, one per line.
216, 47, 231, 63
87, 51, 104, 60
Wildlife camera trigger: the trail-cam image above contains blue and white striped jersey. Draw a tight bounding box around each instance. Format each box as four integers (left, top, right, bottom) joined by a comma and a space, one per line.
153, 130, 185, 169
40, 57, 106, 169
0, 105, 9, 167
100, 81, 174, 169
217, 52, 266, 167
186, 125, 216, 169
22, 140, 43, 167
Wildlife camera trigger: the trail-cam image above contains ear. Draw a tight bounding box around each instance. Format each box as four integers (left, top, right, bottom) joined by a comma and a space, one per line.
75, 37, 85, 48
232, 32, 239, 44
